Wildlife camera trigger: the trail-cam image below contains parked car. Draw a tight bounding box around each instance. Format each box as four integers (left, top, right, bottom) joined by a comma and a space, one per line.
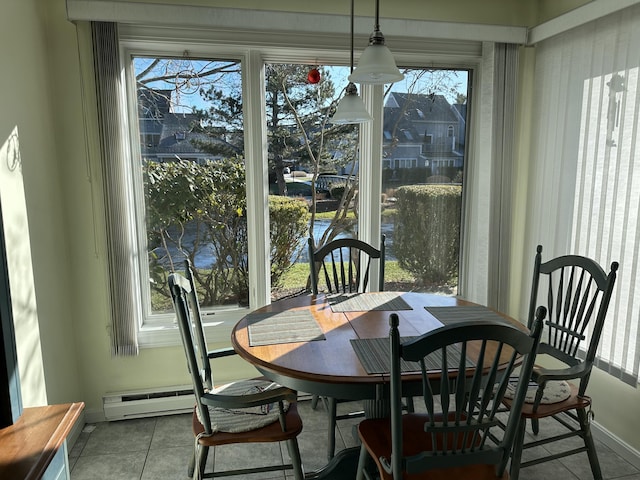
285, 181, 330, 197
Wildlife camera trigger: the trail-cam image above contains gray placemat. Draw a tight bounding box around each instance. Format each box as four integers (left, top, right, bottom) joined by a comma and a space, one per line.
350, 337, 475, 374
329, 292, 413, 312
425, 306, 508, 325
247, 310, 325, 346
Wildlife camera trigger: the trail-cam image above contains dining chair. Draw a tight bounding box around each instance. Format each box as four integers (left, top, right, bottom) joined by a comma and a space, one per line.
168, 261, 304, 480
308, 234, 390, 459
504, 245, 618, 480
308, 234, 385, 295
356, 308, 545, 480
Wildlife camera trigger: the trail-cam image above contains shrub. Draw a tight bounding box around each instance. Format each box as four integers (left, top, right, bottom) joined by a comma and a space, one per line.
145, 157, 249, 306
269, 196, 310, 288
394, 184, 462, 285
145, 158, 309, 308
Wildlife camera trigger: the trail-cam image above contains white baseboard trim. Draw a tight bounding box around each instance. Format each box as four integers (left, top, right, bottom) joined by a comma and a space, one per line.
593, 421, 640, 470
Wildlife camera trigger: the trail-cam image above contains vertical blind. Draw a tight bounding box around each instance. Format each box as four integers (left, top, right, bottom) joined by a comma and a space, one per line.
530, 5, 640, 384
488, 43, 519, 314
92, 22, 139, 356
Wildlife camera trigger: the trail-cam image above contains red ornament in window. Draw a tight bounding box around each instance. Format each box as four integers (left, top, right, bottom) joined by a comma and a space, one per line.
307, 68, 321, 84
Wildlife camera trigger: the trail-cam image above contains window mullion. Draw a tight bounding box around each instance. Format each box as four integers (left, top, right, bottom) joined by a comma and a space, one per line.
243, 50, 270, 309
358, 84, 384, 290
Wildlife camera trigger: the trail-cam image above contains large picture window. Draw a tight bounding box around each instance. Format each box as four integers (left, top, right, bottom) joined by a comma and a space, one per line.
109, 27, 481, 349
125, 53, 472, 336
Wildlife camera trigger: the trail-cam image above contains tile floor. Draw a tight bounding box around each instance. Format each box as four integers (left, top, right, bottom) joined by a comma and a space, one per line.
69, 395, 640, 480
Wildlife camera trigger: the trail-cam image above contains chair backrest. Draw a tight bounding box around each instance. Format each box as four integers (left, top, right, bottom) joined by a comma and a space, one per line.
527, 245, 618, 394
168, 270, 213, 433
386, 308, 545, 478
308, 235, 385, 294
183, 259, 213, 391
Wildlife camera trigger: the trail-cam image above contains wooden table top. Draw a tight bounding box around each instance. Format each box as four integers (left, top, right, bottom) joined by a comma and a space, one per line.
231, 292, 522, 400
0, 402, 84, 480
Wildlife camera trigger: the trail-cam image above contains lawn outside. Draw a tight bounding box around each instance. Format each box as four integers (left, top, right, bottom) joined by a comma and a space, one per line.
272, 260, 457, 301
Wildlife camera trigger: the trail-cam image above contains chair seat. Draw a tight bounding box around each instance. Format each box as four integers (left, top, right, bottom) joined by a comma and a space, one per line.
197, 378, 290, 433
358, 414, 509, 480
502, 381, 590, 418
193, 401, 303, 447
503, 378, 571, 404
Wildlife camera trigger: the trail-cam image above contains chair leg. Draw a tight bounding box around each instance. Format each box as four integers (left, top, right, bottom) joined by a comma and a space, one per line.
327, 397, 338, 460
286, 438, 305, 480
195, 445, 209, 479
578, 408, 603, 480
509, 417, 527, 480
311, 394, 320, 410
531, 417, 540, 435
188, 447, 196, 477
356, 443, 370, 480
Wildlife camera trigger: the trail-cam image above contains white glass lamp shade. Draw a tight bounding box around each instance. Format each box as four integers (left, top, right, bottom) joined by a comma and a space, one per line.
349, 37, 403, 85
331, 83, 373, 124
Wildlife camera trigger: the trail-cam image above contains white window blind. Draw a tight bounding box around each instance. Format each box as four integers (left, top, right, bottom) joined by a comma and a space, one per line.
92, 21, 139, 356
487, 43, 519, 314
530, 5, 640, 384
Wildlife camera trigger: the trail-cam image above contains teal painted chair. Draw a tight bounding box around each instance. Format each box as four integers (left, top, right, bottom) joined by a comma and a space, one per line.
506, 245, 618, 480
308, 235, 385, 295
308, 235, 388, 459
169, 261, 304, 479
356, 309, 545, 480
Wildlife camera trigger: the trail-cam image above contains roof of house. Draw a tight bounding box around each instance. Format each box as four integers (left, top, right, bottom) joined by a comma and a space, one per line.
383, 92, 462, 144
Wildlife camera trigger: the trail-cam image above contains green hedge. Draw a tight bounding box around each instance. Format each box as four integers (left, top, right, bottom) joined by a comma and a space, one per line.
268, 195, 310, 288
394, 184, 462, 285
145, 158, 309, 310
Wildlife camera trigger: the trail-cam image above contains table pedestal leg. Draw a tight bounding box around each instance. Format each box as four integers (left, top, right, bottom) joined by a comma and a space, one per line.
363, 398, 390, 419
304, 447, 361, 480
305, 396, 390, 479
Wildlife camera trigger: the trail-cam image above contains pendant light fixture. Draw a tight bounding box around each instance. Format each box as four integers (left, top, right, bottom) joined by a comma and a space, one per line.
331, 0, 373, 124
348, 0, 403, 85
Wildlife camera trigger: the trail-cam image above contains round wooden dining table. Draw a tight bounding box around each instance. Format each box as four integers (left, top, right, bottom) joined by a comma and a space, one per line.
231, 291, 523, 480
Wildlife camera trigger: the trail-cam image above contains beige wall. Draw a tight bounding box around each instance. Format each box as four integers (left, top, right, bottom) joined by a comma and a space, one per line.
3, 0, 638, 457
537, 0, 594, 23
0, 0, 69, 407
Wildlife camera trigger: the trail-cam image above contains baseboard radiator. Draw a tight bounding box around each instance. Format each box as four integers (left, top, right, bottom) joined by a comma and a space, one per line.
103, 385, 195, 421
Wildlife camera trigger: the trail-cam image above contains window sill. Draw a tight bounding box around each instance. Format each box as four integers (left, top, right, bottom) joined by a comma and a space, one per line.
137, 307, 249, 348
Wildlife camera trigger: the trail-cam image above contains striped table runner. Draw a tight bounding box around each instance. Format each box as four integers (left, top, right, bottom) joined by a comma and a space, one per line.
350, 337, 475, 374
329, 292, 413, 312
425, 305, 509, 325
247, 309, 325, 346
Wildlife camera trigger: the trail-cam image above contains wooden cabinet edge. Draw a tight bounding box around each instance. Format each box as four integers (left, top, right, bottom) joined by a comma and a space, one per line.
0, 402, 85, 480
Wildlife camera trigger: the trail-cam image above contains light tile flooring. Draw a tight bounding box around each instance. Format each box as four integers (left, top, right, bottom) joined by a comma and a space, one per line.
69, 396, 640, 480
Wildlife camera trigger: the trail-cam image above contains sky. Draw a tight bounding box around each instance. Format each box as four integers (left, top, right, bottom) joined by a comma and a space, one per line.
133, 57, 469, 115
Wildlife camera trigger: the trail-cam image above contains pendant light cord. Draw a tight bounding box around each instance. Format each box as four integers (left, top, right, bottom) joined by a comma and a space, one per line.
350, 0, 354, 74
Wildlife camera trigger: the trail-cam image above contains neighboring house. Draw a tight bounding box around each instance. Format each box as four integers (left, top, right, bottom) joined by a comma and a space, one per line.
138, 88, 466, 178
383, 92, 465, 176
138, 87, 241, 164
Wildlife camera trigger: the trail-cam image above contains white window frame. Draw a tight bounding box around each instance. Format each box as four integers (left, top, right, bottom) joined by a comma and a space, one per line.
120, 42, 269, 347
112, 23, 496, 349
